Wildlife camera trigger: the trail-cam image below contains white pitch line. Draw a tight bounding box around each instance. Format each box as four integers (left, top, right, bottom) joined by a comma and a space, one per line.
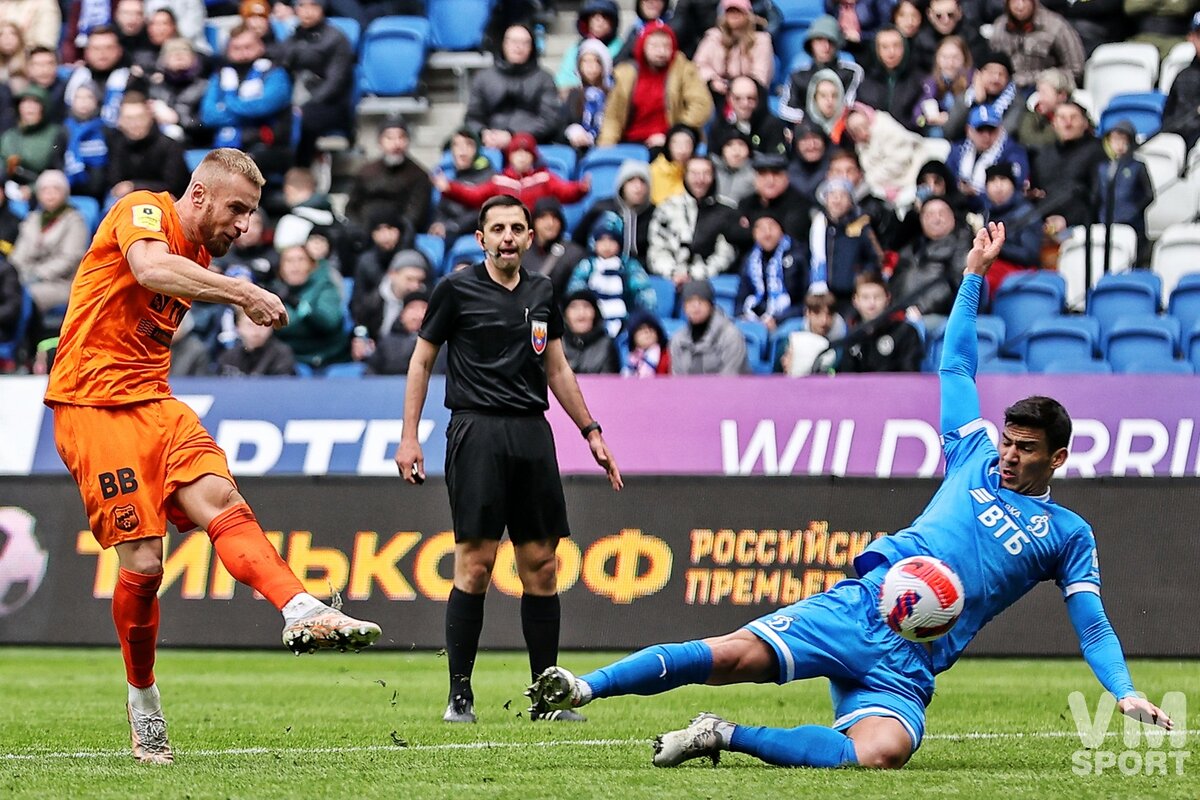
2, 730, 1194, 762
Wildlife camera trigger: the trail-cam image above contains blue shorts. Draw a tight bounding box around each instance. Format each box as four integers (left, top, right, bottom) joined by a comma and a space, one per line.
744, 569, 935, 750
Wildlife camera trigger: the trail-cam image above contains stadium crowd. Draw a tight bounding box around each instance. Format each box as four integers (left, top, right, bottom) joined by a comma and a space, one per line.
0, 0, 1198, 377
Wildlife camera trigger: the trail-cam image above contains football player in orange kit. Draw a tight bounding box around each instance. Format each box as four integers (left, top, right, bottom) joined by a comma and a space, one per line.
45, 148, 381, 764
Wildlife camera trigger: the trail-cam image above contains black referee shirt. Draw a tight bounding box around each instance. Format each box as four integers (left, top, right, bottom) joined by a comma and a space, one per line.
420, 262, 564, 414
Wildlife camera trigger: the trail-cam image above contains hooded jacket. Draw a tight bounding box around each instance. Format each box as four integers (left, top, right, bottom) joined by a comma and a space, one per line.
647, 159, 738, 279
599, 22, 714, 146
524, 196, 588, 300
561, 289, 621, 374
573, 158, 655, 260
561, 38, 615, 146
279, 18, 355, 109
802, 67, 846, 136
555, 0, 624, 89
466, 30, 562, 142
777, 15, 864, 124
1094, 121, 1153, 237
988, 1, 1086, 88
668, 304, 749, 374
855, 36, 924, 133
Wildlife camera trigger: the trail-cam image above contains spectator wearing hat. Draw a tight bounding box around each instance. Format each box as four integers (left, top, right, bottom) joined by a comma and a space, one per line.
1095, 120, 1154, 266
105, 94, 190, 200
855, 26, 924, 132
778, 14, 864, 124
347, 115, 432, 233
62, 81, 109, 200
598, 20, 713, 147
649, 123, 698, 205
217, 307, 298, 377
988, 0, 1085, 90
622, 307, 672, 375
615, 0, 672, 65
838, 270, 923, 373
146, 37, 209, 145
648, 154, 738, 285
271, 243, 350, 368
889, 196, 970, 323
803, 69, 848, 140
713, 128, 756, 205
801, 177, 883, 313
669, 278, 749, 374
555, 0, 624, 92
1016, 67, 1074, 149
466, 24, 562, 149
559, 38, 614, 150
566, 211, 656, 337
1162, 14, 1200, 150
350, 212, 415, 327
559, 288, 621, 374
278, 0, 355, 166
352, 247, 429, 338
65, 25, 131, 128
429, 127, 495, 243
434, 132, 591, 209
10, 170, 89, 316
1030, 93, 1105, 234
733, 151, 812, 253
709, 75, 787, 157
359, 291, 449, 376
200, 25, 294, 177
943, 50, 1022, 141
735, 210, 803, 330
977, 160, 1045, 297
0, 85, 63, 187
788, 119, 831, 199
887, 157, 969, 250
524, 197, 587, 301
572, 158, 656, 261
946, 102, 1030, 212
692, 0, 774, 111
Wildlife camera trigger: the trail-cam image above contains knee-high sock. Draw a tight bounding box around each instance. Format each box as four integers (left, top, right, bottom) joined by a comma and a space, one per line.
729, 725, 859, 768
581, 641, 713, 699
521, 593, 560, 681
112, 568, 162, 689
445, 588, 486, 698
207, 503, 303, 610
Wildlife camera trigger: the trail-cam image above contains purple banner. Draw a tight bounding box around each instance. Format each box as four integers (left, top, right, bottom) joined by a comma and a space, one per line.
549, 375, 1200, 478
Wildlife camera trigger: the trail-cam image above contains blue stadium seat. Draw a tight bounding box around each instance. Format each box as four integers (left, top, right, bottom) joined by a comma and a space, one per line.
1104, 314, 1180, 371
1099, 91, 1166, 140
920, 317, 1003, 372
428, 0, 490, 51
358, 17, 430, 98
443, 233, 484, 273
328, 16, 362, 52
0, 288, 33, 362
577, 145, 650, 197
414, 233, 446, 275
185, 148, 210, 172
1186, 320, 1200, 371
1118, 356, 1193, 374
293, 362, 315, 377
711, 273, 740, 303
735, 318, 771, 373
324, 361, 368, 378
992, 271, 1066, 356
1088, 271, 1161, 336
775, 0, 825, 24
1024, 316, 1101, 372
661, 316, 686, 340
977, 357, 1028, 373
1167, 273, 1200, 335
647, 274, 677, 319
538, 143, 578, 181
1041, 356, 1113, 374
69, 196, 101, 234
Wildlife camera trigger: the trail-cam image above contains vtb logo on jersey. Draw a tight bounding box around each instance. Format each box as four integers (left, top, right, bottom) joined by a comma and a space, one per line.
531, 320, 548, 354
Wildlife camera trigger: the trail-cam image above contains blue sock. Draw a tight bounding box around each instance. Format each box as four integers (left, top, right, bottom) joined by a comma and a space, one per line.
729, 724, 859, 768
581, 641, 713, 699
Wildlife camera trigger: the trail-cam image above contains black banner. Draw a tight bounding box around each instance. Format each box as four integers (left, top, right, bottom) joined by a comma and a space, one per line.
0, 476, 1196, 656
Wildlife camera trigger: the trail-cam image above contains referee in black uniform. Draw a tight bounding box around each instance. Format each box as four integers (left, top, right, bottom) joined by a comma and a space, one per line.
396, 194, 622, 724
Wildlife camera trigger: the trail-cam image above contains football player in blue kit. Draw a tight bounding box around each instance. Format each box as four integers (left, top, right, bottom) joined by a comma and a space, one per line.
526, 223, 1174, 769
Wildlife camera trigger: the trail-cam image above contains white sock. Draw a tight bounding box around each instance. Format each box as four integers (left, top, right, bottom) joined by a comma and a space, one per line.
576, 678, 594, 706
281, 592, 325, 625
712, 720, 736, 749
128, 682, 161, 715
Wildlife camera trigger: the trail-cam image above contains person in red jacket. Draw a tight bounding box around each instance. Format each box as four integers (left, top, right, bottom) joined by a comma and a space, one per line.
434, 132, 591, 209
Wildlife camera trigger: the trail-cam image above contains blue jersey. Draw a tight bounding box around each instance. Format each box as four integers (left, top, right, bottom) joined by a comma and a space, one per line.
854, 274, 1100, 674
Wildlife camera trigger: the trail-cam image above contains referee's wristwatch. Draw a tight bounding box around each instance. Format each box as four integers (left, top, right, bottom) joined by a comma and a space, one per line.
580, 421, 602, 439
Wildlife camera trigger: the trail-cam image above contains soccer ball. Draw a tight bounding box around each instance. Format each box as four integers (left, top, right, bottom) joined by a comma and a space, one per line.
0, 507, 48, 618
877, 556, 964, 643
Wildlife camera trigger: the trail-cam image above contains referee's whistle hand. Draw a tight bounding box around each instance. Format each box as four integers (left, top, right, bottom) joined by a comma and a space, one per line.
394, 441, 424, 485
591, 438, 623, 491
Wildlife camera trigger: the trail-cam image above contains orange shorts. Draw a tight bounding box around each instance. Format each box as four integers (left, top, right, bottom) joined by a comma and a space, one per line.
53, 398, 238, 548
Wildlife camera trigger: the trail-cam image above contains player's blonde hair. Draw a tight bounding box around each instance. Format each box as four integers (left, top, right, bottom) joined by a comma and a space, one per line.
192, 148, 266, 189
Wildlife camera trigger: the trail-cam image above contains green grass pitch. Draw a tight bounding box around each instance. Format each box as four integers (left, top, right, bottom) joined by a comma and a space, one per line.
1, 648, 1197, 799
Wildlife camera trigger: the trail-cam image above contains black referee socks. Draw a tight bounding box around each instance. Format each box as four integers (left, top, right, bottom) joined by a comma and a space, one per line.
521, 593, 561, 682
445, 588, 486, 699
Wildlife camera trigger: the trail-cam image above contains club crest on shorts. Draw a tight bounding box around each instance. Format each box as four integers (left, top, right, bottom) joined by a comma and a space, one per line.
531, 319, 548, 354
113, 504, 140, 532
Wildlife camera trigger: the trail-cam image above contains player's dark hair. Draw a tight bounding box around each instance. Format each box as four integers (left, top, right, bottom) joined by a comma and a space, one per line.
1005, 396, 1072, 453
477, 194, 532, 231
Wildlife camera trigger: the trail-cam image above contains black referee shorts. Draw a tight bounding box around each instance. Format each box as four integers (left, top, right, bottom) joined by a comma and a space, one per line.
444, 412, 571, 544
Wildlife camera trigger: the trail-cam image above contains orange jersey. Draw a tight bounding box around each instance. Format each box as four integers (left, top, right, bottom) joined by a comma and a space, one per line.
45, 191, 211, 407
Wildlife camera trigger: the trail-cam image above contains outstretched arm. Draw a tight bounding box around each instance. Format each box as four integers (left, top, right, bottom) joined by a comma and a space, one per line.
545, 338, 623, 491
939, 223, 1004, 434
1066, 591, 1173, 730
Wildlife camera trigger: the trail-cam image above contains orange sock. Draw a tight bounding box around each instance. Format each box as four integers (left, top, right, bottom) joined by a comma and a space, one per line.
207, 503, 303, 610
112, 568, 161, 689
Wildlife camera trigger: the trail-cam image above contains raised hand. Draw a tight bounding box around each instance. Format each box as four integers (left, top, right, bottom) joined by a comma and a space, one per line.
964, 221, 1006, 276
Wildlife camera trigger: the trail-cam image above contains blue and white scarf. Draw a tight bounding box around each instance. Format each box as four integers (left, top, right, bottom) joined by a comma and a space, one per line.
581, 86, 606, 141
742, 234, 793, 319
